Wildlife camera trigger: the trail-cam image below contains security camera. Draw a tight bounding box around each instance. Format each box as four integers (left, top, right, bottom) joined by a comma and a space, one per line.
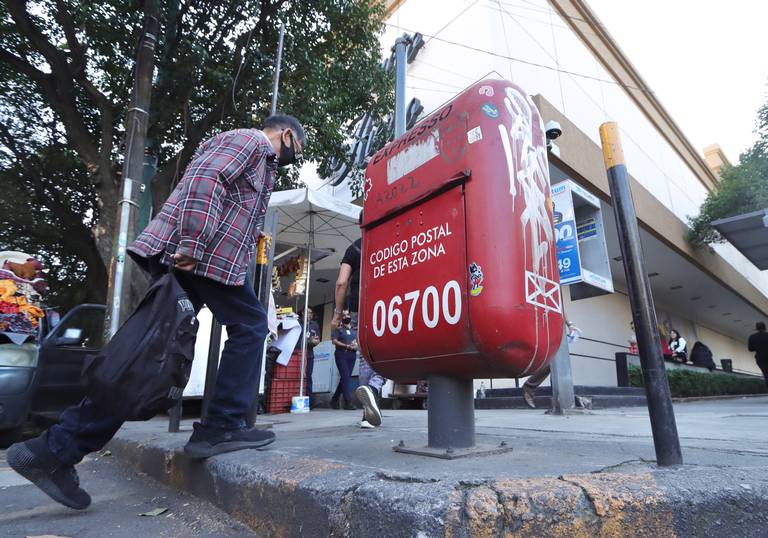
545, 120, 562, 140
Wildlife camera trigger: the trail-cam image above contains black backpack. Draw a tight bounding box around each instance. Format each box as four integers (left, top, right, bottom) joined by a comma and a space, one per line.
82, 271, 199, 420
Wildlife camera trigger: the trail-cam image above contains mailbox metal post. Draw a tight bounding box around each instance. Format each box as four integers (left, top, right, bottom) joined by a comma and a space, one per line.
600, 122, 682, 466
549, 324, 575, 414
427, 376, 475, 449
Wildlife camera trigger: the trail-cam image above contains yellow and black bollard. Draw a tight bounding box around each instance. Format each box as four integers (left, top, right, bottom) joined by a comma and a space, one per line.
599, 122, 682, 466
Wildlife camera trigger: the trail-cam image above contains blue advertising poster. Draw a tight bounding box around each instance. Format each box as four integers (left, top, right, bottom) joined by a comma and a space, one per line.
551, 181, 582, 284
555, 220, 582, 283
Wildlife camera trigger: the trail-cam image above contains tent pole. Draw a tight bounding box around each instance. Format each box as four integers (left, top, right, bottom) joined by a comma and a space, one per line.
298, 212, 313, 398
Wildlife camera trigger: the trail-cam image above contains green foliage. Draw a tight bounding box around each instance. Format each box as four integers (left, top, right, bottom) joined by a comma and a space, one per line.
629, 365, 768, 398
0, 0, 390, 311
688, 99, 768, 246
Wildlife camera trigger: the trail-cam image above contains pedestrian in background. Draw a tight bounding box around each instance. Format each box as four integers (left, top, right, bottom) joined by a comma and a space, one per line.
523, 320, 581, 408
331, 310, 358, 410
668, 329, 688, 363
334, 218, 383, 429
628, 321, 638, 354
748, 321, 768, 386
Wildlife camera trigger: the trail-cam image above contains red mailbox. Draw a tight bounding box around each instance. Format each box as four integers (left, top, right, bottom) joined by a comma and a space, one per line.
359, 79, 563, 381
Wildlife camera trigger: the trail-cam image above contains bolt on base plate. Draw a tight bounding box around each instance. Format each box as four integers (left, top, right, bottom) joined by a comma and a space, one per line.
392, 441, 513, 460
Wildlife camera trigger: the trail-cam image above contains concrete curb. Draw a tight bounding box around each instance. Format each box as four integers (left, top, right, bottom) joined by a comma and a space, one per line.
109, 432, 768, 537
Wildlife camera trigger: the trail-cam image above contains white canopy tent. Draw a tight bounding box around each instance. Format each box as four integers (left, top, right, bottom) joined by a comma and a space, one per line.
268, 188, 361, 398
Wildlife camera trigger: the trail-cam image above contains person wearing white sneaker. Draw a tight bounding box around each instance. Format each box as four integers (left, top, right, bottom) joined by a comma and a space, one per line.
355, 384, 382, 427
334, 227, 387, 429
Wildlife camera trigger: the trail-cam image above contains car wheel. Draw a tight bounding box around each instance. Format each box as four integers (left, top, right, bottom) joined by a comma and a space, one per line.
0, 426, 24, 449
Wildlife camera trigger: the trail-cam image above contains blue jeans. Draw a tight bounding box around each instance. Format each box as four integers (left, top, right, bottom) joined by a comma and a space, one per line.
332, 351, 356, 404
47, 268, 268, 465
350, 312, 385, 391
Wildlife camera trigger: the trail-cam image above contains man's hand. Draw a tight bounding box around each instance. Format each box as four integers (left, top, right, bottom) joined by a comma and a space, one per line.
173, 253, 198, 271
331, 312, 342, 328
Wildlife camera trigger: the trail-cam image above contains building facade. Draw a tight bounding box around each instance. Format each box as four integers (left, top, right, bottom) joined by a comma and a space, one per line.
370, 0, 768, 386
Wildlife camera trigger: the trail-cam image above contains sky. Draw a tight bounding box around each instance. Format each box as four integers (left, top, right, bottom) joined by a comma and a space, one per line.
587, 0, 768, 164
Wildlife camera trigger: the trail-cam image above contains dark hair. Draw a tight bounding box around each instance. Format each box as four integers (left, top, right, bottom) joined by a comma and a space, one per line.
262, 114, 306, 146
758, 321, 766, 331
669, 329, 679, 340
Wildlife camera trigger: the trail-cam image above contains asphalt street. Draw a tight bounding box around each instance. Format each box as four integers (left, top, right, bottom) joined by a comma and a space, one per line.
0, 447, 256, 538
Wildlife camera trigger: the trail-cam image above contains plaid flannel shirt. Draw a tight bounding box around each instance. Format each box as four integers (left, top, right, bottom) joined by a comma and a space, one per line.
128, 128, 277, 286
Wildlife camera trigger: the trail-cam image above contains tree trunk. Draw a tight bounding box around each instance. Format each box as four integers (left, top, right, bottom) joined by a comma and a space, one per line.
92, 177, 119, 267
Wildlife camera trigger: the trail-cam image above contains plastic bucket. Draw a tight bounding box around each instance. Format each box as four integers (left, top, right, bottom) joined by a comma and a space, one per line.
290, 395, 310, 413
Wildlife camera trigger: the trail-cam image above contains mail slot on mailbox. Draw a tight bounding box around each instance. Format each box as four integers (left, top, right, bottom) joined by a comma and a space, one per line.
359, 79, 564, 386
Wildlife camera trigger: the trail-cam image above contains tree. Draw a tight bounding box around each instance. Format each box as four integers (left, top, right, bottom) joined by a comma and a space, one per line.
688, 99, 768, 246
0, 0, 390, 309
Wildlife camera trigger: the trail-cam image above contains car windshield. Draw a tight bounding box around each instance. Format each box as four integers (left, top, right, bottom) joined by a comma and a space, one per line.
0, 341, 38, 367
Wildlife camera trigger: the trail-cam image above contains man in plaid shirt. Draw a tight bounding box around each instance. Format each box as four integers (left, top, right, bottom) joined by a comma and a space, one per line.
8, 114, 305, 511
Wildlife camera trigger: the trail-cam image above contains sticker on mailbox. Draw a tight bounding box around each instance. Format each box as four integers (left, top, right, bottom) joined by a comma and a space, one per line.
469, 262, 484, 297
467, 126, 483, 144
481, 103, 499, 118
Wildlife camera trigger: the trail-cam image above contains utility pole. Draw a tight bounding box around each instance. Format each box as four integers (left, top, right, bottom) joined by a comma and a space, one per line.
393, 35, 410, 137
104, 1, 161, 338
270, 22, 285, 115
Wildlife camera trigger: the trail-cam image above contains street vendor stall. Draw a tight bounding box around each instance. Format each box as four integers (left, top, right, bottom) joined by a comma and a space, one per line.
266, 188, 361, 411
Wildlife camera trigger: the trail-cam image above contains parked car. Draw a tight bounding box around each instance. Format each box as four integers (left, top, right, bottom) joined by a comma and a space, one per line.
0, 304, 105, 447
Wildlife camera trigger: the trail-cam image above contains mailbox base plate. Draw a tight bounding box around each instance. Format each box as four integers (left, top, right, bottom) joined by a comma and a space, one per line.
392, 442, 513, 460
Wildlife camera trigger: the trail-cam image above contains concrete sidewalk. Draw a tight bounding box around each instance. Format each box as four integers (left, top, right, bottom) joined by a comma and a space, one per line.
109, 397, 768, 537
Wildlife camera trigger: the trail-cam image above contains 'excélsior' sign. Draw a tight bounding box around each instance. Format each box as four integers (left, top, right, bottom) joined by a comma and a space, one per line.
327, 32, 425, 187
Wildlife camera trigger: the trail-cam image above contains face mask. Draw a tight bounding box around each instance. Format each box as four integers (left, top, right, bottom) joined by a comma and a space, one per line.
342, 317, 352, 324
277, 132, 297, 167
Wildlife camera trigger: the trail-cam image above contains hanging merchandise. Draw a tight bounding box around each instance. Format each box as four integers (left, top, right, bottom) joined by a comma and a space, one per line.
286, 280, 297, 298
278, 256, 301, 277
293, 256, 308, 296
0, 252, 48, 341
0, 279, 17, 300
0, 251, 47, 294
271, 266, 282, 292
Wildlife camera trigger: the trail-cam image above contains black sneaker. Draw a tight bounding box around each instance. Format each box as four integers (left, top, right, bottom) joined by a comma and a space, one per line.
355, 385, 382, 426
183, 422, 276, 459
343, 402, 357, 411
330, 399, 340, 410
7, 435, 91, 510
